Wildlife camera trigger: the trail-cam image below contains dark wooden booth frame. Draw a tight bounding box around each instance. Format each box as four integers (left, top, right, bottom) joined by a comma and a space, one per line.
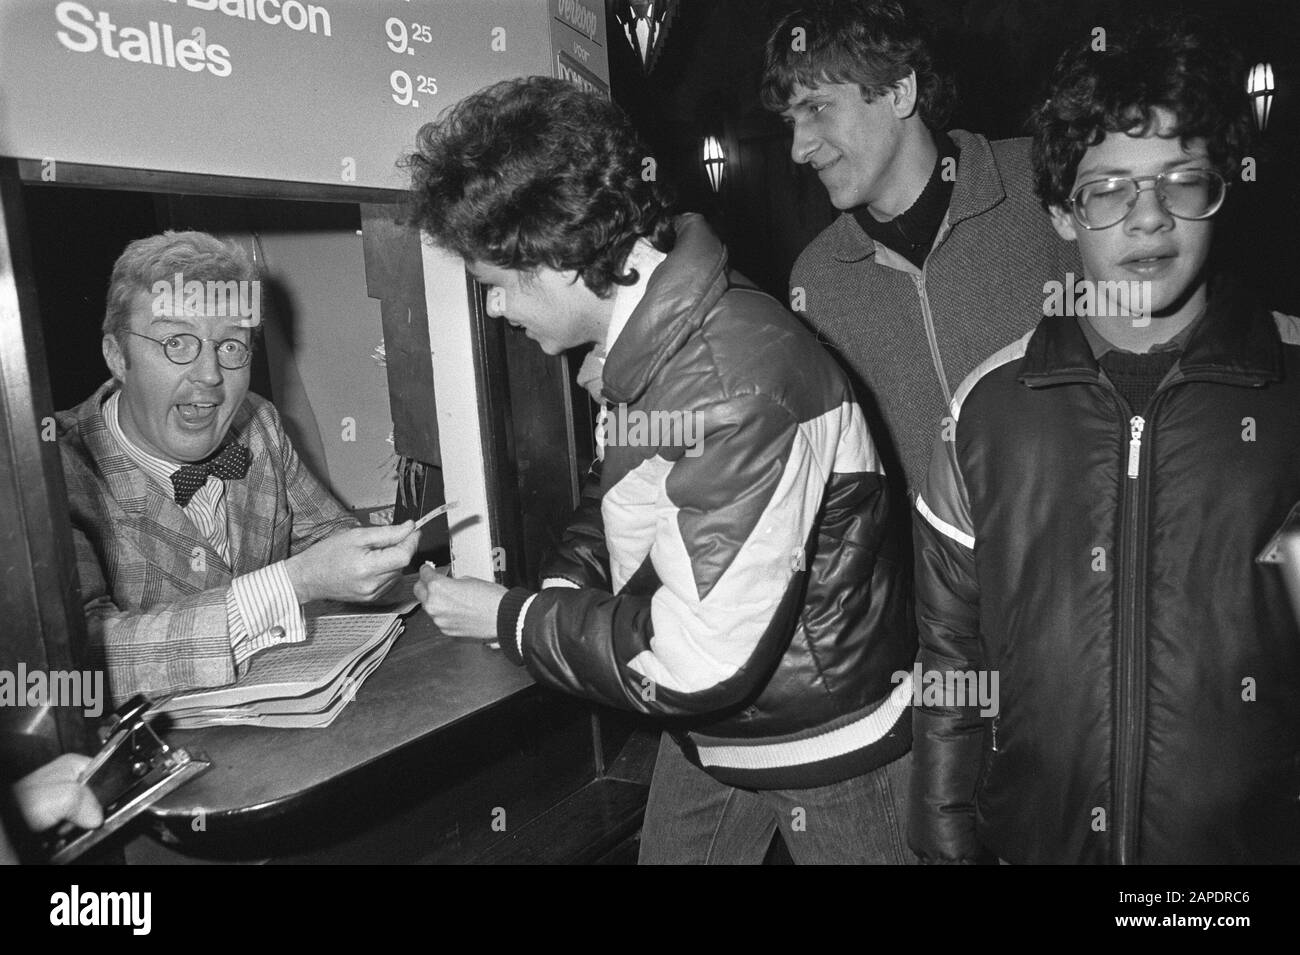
0, 159, 650, 864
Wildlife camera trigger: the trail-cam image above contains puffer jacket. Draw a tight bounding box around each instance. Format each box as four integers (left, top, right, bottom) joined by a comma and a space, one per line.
912, 276, 1300, 863
495, 214, 915, 789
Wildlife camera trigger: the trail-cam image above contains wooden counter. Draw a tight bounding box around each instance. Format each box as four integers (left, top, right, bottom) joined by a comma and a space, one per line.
137, 612, 652, 863
150, 613, 532, 824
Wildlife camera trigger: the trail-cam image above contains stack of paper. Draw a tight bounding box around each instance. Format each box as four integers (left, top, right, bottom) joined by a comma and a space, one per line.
150, 586, 420, 729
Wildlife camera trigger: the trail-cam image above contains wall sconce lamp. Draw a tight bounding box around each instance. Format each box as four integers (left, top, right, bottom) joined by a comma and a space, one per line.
703, 135, 725, 193
612, 0, 679, 74
1248, 62, 1275, 132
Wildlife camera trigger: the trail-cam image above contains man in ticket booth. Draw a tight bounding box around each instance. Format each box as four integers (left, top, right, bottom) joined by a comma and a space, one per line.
408, 77, 917, 864
58, 231, 419, 706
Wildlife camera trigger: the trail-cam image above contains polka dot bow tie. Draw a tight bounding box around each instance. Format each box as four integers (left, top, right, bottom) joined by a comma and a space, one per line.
170, 443, 252, 506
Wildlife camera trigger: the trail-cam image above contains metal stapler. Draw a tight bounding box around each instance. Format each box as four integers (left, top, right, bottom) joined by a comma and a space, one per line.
43, 695, 209, 864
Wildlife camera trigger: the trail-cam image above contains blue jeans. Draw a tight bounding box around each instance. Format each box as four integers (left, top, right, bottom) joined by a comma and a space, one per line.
638, 732, 915, 864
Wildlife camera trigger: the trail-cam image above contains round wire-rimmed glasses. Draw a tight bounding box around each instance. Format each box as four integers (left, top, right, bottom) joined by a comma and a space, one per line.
125, 331, 252, 369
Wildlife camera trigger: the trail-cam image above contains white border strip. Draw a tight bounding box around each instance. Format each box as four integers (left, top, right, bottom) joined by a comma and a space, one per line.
695, 674, 912, 771
917, 494, 975, 549
423, 242, 496, 580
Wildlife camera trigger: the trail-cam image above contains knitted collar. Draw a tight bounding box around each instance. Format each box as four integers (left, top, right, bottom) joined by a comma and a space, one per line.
851, 132, 959, 269
830, 130, 1007, 264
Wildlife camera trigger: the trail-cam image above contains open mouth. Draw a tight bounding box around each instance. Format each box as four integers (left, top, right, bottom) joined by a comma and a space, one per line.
176, 402, 220, 426
1121, 252, 1176, 274
1122, 247, 1175, 263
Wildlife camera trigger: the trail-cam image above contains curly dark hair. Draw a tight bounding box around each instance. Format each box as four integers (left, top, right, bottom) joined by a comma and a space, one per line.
402, 76, 675, 298
1031, 18, 1252, 212
759, 0, 954, 130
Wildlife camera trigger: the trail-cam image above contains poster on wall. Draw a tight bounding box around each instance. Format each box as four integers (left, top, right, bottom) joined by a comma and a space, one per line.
549, 0, 608, 96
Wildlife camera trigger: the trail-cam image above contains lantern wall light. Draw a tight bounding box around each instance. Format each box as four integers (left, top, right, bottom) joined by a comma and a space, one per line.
1247, 62, 1275, 132
613, 0, 679, 74
703, 135, 726, 193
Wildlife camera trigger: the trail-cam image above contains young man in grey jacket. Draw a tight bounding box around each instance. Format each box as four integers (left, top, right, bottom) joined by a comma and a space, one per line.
763, 0, 1078, 497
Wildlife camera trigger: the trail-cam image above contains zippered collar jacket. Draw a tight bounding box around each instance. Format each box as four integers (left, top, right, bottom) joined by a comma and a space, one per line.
791, 131, 1079, 497
912, 276, 1300, 863
495, 215, 915, 789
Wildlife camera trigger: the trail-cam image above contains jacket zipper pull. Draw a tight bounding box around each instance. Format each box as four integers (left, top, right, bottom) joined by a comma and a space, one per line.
1127, 415, 1145, 479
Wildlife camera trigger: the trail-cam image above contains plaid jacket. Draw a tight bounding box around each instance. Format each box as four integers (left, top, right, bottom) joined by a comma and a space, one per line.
58, 381, 357, 704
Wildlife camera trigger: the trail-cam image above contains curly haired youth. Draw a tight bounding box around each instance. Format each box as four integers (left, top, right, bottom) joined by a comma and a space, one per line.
760, 0, 954, 130
403, 76, 676, 298
1031, 19, 1252, 212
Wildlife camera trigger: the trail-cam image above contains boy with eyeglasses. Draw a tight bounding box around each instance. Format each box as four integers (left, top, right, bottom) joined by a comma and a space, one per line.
57, 231, 419, 705
910, 21, 1300, 863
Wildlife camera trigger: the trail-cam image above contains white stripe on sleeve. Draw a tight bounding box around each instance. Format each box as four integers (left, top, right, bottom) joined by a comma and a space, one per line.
517, 593, 539, 656
916, 494, 975, 549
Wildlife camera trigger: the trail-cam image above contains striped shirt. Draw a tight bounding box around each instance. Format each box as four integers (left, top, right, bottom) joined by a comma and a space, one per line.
104, 392, 305, 665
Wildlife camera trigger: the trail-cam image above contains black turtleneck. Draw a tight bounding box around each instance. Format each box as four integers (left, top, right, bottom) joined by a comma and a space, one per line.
852, 133, 959, 270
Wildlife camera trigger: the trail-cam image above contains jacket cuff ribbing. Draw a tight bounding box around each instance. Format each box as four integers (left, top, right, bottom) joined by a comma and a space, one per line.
495, 587, 533, 666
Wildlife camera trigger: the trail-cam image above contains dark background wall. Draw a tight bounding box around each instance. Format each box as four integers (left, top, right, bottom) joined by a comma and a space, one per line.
606, 0, 1300, 312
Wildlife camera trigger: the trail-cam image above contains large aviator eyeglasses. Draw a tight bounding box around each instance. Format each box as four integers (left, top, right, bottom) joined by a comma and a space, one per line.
125, 331, 252, 369
1068, 168, 1228, 230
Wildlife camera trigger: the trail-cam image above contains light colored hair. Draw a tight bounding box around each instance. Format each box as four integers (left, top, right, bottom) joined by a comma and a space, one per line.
103, 230, 256, 345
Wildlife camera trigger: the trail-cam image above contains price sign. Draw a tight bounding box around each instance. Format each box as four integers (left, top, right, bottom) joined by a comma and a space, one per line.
0, 0, 561, 190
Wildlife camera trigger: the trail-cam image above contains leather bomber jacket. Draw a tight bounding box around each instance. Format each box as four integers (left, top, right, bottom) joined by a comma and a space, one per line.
912, 276, 1300, 863
495, 215, 916, 789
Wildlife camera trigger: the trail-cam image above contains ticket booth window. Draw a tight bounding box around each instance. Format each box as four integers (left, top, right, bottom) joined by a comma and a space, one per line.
0, 0, 647, 864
